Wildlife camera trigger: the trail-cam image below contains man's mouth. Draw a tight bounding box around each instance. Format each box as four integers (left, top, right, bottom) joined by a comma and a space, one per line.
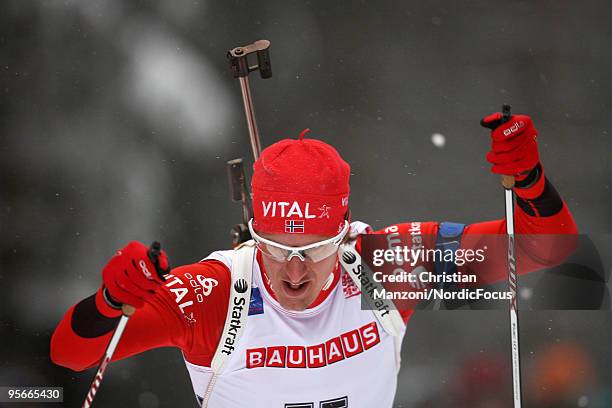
281, 280, 311, 298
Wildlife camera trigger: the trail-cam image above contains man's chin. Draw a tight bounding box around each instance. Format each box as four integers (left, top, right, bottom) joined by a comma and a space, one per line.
278, 296, 311, 311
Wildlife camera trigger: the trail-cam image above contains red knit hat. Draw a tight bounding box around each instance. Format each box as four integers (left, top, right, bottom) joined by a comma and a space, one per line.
251, 129, 350, 235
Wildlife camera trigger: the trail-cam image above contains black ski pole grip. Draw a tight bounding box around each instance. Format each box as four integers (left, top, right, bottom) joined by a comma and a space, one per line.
501, 104, 512, 123
148, 241, 169, 281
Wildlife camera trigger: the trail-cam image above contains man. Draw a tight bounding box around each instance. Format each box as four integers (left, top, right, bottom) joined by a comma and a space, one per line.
51, 112, 577, 407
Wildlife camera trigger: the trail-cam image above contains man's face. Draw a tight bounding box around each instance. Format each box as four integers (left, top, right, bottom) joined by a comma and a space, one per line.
258, 231, 339, 311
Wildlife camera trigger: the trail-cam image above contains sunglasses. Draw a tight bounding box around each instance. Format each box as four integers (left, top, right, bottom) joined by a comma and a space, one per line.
247, 219, 350, 263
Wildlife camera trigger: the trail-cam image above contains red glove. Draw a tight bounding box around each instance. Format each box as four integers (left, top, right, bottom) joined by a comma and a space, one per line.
480, 112, 540, 180
102, 241, 170, 308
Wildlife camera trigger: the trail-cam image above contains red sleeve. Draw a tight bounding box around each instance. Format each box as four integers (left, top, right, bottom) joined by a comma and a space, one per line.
465, 168, 577, 236
460, 171, 578, 284
50, 260, 230, 372
356, 170, 577, 325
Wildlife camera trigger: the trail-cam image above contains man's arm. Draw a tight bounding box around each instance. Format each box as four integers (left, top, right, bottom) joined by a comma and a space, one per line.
465, 162, 576, 235
358, 111, 577, 320
462, 111, 578, 282
360, 171, 575, 323
50, 252, 231, 371
460, 166, 577, 284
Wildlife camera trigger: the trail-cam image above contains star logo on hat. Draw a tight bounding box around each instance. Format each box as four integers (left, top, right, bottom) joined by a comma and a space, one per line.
318, 205, 331, 219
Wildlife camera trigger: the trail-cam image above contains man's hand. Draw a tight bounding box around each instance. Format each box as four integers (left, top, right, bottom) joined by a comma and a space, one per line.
480, 112, 540, 181
101, 241, 170, 309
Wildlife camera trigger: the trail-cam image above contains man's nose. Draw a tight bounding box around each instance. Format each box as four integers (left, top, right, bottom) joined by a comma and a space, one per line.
285, 258, 308, 283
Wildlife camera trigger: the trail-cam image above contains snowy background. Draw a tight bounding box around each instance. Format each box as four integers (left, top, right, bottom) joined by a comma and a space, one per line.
1, 0, 611, 407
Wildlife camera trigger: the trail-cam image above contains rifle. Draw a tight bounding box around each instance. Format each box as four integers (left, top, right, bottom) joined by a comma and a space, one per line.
225, 40, 272, 247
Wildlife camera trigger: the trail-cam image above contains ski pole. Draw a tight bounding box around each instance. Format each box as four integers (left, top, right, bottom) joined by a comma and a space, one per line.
81, 242, 164, 408
499, 104, 523, 408
81, 307, 133, 408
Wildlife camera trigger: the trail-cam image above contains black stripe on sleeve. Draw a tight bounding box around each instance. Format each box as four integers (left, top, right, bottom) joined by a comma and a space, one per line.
514, 163, 541, 189
516, 177, 564, 217
516, 195, 536, 216
71, 294, 120, 338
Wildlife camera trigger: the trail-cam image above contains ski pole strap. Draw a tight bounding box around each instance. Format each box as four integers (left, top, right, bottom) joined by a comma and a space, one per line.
338, 243, 405, 338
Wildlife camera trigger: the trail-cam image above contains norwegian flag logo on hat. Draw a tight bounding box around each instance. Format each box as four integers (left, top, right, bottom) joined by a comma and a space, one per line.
284, 220, 305, 234
251, 129, 350, 235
